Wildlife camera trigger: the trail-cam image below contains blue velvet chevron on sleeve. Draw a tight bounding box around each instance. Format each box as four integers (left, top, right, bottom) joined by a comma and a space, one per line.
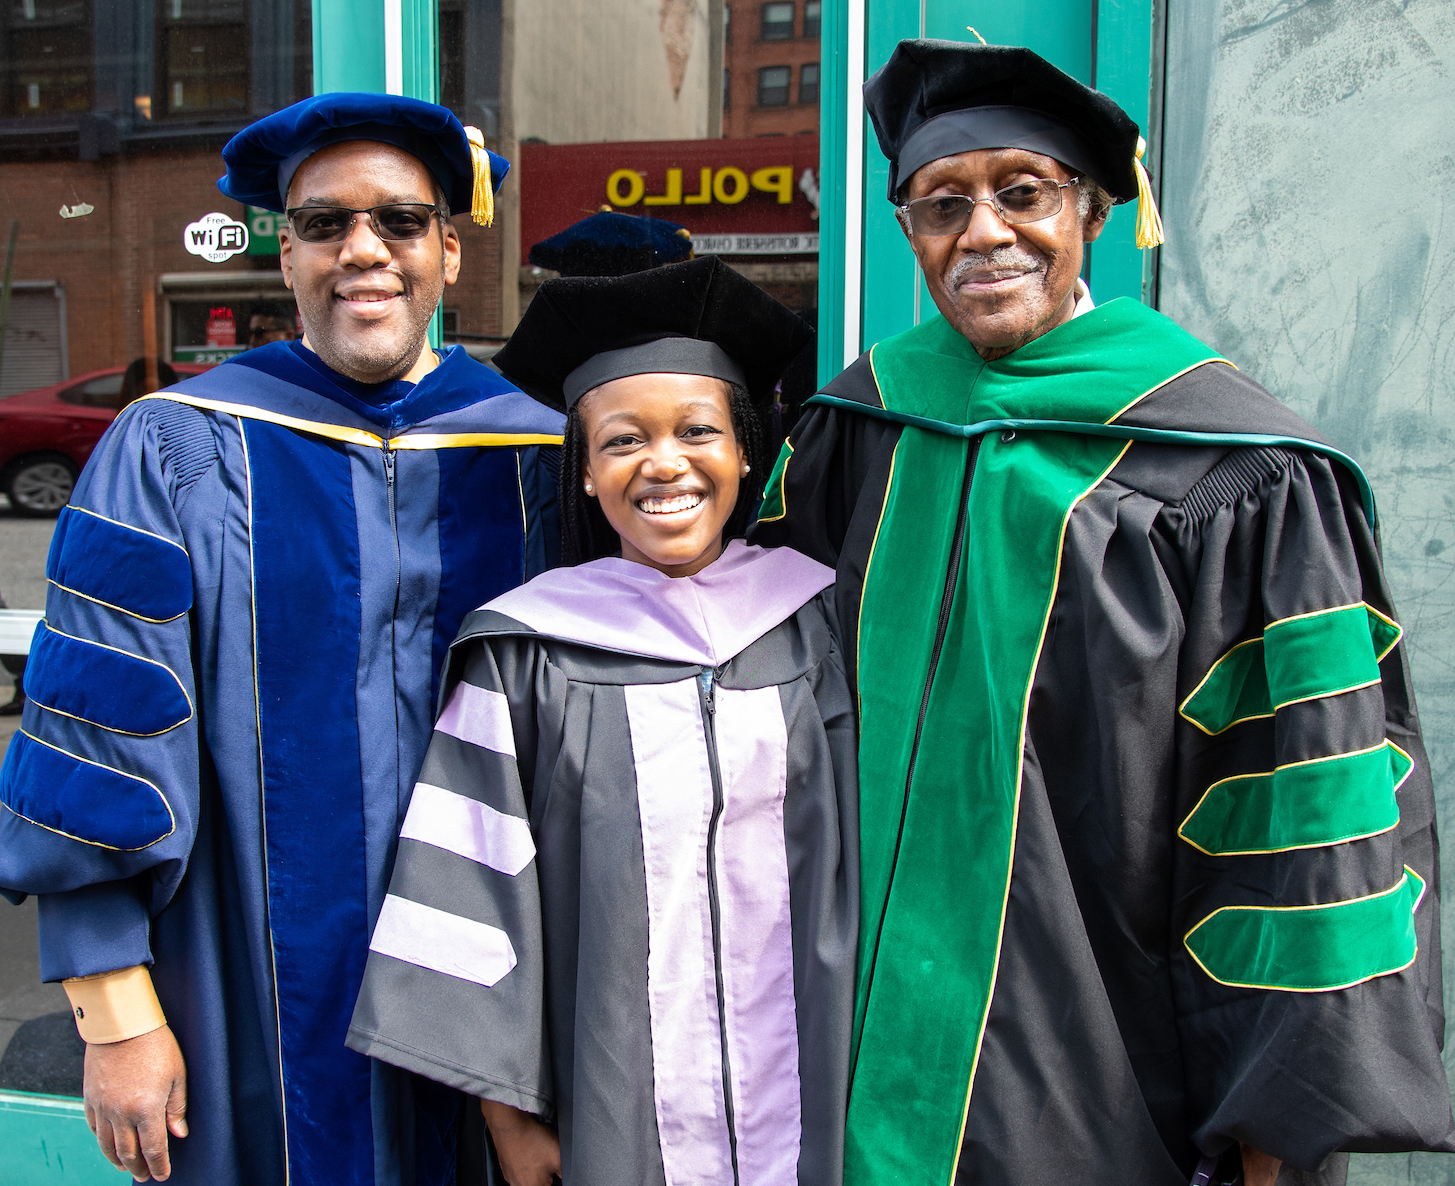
25, 623, 193, 736
0, 401, 208, 976
47, 506, 193, 622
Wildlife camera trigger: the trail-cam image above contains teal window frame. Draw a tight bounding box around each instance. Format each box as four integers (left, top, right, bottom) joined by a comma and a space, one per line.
311, 0, 443, 346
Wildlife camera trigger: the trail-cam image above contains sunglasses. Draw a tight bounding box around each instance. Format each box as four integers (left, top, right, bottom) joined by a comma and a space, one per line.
285, 203, 443, 244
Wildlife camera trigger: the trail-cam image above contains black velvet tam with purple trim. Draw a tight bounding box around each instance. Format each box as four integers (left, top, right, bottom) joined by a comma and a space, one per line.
865, 40, 1141, 203
494, 257, 813, 414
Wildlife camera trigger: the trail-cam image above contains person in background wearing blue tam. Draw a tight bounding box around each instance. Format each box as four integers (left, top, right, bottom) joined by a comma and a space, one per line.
751, 38, 1453, 1186
0, 93, 563, 1186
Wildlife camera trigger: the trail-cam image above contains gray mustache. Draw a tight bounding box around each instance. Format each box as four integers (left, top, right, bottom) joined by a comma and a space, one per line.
946, 249, 1042, 287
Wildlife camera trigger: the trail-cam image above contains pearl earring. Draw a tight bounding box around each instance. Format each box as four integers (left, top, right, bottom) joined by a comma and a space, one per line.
584, 483, 594, 494
743, 463, 751, 474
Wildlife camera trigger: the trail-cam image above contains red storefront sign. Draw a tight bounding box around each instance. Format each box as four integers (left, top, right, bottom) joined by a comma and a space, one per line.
518, 136, 820, 264
205, 307, 236, 347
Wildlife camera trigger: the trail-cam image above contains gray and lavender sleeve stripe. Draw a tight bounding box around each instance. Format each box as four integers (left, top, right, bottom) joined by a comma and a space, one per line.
348, 643, 554, 1115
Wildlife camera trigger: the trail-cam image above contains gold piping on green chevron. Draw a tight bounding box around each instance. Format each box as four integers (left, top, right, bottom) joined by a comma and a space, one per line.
1180, 602, 1403, 736
135, 392, 563, 450
756, 440, 794, 524
1184, 866, 1425, 992
1365, 604, 1402, 660
1178, 739, 1411, 856
844, 299, 1224, 1186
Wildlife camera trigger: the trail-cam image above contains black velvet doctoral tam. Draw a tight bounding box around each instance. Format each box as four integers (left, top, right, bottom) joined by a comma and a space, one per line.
865, 40, 1142, 203
493, 256, 813, 415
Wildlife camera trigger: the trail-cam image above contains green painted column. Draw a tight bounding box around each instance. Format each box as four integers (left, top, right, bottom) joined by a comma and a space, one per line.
311, 0, 443, 345
312, 0, 438, 100
815, 0, 854, 385
1090, 0, 1157, 305
400, 0, 440, 104
313, 0, 386, 94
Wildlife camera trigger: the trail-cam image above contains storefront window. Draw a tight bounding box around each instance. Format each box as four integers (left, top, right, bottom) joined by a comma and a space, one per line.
0, 0, 311, 392
0, 0, 819, 1155
0, 0, 315, 1130
1, 0, 819, 442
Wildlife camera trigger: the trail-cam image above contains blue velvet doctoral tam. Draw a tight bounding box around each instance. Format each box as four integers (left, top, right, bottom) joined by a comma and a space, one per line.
0, 342, 563, 1186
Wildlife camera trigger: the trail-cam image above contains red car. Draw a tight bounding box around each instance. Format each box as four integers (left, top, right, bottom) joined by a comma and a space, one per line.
0, 363, 210, 515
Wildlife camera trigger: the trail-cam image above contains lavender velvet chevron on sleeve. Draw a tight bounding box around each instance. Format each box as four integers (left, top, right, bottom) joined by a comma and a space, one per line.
348, 543, 860, 1186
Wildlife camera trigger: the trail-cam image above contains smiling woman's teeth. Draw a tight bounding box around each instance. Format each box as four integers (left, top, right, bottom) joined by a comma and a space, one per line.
639, 493, 704, 514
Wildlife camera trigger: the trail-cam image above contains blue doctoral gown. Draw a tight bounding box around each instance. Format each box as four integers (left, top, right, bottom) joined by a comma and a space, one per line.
0, 342, 564, 1186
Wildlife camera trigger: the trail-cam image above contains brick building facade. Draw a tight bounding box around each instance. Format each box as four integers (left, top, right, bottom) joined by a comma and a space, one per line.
0, 0, 507, 393
723, 0, 821, 139
0, 145, 506, 384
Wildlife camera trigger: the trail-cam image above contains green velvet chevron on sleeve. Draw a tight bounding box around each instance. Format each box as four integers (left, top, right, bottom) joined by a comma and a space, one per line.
1180, 603, 1402, 735
1178, 740, 1411, 856
1184, 867, 1424, 991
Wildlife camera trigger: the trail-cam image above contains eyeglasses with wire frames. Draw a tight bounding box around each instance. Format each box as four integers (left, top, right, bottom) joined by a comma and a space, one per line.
896, 177, 1081, 237
284, 203, 445, 244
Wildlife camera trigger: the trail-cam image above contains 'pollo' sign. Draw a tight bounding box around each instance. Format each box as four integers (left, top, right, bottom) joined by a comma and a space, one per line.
520, 136, 820, 263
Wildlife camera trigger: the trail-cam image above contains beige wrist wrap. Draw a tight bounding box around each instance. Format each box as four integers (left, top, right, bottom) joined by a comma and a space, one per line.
63, 965, 167, 1044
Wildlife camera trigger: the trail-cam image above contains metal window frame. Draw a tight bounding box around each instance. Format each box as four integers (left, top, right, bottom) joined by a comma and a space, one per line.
758, 63, 792, 105
760, 0, 795, 41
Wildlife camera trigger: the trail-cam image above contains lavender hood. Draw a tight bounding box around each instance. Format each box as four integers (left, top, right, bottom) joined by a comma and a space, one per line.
480, 539, 835, 667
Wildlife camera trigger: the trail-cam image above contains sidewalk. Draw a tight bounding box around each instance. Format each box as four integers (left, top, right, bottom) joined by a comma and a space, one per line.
0, 502, 73, 1090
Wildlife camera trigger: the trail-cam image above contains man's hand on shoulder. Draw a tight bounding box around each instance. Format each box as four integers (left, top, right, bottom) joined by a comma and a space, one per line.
83, 1025, 188, 1182
482, 1098, 560, 1186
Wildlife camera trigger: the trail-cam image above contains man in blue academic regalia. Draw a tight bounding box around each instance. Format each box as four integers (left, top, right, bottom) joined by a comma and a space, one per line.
0, 94, 564, 1185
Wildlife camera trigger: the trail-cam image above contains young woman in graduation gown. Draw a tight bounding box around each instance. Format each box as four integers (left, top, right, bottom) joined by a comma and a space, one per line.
348, 257, 859, 1186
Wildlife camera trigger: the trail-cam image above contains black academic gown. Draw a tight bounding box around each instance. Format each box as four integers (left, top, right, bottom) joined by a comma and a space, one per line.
348, 541, 859, 1186
751, 349, 1454, 1186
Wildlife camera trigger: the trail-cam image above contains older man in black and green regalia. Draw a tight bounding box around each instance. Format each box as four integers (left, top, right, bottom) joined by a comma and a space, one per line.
751, 39, 1454, 1186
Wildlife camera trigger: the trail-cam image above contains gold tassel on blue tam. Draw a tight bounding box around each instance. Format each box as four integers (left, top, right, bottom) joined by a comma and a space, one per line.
1133, 137, 1164, 249
466, 126, 494, 228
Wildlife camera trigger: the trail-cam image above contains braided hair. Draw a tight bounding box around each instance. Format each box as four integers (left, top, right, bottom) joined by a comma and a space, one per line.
560, 382, 765, 566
